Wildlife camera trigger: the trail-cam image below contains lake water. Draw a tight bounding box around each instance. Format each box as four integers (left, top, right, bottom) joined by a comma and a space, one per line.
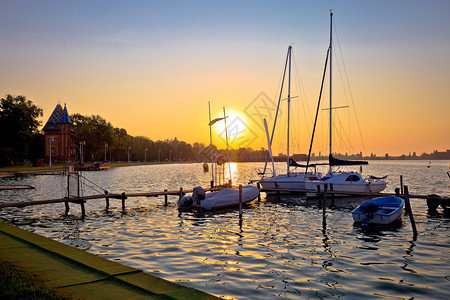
1, 161, 449, 299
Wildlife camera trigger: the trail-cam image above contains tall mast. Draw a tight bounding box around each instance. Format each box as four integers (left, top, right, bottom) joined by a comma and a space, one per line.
208, 101, 214, 184
223, 107, 232, 185
286, 45, 292, 175
328, 9, 333, 174
262, 46, 290, 177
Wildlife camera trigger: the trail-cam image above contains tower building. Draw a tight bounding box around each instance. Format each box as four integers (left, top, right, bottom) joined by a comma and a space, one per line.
42, 104, 75, 163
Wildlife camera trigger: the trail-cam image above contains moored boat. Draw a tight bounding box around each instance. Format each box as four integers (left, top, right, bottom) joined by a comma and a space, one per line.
258, 46, 322, 193
351, 196, 404, 225
178, 103, 259, 210
178, 186, 260, 210
304, 171, 387, 197
303, 11, 387, 197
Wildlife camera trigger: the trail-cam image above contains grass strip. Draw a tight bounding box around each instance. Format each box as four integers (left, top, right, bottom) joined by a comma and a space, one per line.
0, 259, 76, 300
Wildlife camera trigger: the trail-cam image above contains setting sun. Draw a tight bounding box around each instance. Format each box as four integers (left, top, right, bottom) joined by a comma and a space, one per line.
210, 109, 253, 149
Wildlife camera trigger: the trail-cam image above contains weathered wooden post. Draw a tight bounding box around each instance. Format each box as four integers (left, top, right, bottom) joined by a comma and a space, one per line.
400, 175, 404, 195
239, 184, 243, 218
64, 200, 70, 215
179, 188, 183, 203
256, 182, 261, 203
395, 188, 400, 197
105, 190, 109, 209
322, 183, 328, 231
121, 192, 127, 211
164, 189, 168, 206
403, 185, 418, 237
330, 183, 335, 206
317, 184, 321, 198
80, 201, 86, 219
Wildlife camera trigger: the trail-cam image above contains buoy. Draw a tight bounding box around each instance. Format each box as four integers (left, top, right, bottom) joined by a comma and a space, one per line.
203, 162, 209, 172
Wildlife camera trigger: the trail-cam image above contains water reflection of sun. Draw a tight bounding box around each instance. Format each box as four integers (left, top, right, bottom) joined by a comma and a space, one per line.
224, 162, 240, 184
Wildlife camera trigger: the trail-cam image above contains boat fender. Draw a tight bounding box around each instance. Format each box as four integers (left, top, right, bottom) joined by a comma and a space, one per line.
192, 186, 206, 207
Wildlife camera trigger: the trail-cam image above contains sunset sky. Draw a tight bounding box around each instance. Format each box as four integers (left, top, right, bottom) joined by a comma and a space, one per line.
1, 0, 449, 156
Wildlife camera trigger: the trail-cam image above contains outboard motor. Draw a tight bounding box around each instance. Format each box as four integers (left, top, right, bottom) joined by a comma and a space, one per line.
192, 186, 206, 207
426, 194, 441, 211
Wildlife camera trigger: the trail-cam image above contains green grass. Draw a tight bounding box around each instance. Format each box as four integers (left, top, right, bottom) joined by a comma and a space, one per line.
0, 260, 76, 300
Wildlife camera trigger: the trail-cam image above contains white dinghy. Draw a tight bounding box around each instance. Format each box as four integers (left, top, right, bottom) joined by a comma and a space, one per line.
178, 186, 260, 210
178, 103, 259, 210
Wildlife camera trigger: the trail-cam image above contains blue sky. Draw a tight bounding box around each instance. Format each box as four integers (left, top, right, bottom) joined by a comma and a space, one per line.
1, 0, 449, 155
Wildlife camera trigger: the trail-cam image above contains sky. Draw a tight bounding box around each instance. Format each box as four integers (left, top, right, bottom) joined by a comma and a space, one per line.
1, 0, 449, 157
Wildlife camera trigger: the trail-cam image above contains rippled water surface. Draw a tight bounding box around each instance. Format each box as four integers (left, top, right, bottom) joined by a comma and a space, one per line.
1, 161, 449, 299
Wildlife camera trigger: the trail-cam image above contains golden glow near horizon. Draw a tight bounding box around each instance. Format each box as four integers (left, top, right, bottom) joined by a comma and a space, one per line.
1, 1, 449, 157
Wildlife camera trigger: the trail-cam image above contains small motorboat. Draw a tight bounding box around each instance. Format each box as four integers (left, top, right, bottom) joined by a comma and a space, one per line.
351, 196, 404, 225
178, 186, 260, 210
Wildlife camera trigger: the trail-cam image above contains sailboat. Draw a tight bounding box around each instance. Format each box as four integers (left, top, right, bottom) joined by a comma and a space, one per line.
258, 46, 323, 193
178, 103, 259, 210
304, 10, 387, 197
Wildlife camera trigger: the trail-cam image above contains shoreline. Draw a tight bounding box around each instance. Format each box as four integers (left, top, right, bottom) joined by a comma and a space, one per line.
0, 221, 218, 299
1, 159, 448, 179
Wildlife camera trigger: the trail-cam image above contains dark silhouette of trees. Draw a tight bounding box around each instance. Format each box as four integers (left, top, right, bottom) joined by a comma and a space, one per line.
71, 114, 116, 161
0, 95, 43, 166
2, 94, 448, 166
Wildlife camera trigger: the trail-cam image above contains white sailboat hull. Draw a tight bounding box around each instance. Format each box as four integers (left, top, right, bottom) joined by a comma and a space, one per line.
259, 173, 321, 193
304, 172, 387, 197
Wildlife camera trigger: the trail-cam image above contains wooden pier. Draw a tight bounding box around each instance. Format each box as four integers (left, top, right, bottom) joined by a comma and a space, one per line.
1, 180, 449, 240
0, 186, 226, 218
0, 185, 35, 191
1, 184, 447, 210
260, 186, 447, 200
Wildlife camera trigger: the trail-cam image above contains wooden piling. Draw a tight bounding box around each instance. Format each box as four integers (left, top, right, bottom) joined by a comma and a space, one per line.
329, 183, 335, 206
239, 184, 243, 218
395, 188, 400, 197
80, 201, 86, 218
322, 183, 328, 231
179, 188, 183, 203
121, 192, 127, 211
64, 201, 70, 215
404, 185, 418, 237
105, 191, 109, 209
256, 182, 261, 203
400, 175, 404, 195
164, 189, 168, 206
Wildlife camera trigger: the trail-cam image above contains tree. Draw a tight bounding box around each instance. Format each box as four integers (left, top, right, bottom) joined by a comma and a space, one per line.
0, 95, 43, 166
71, 114, 115, 161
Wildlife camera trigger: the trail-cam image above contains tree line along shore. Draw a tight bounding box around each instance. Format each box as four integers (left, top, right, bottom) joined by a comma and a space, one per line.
1, 94, 448, 168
